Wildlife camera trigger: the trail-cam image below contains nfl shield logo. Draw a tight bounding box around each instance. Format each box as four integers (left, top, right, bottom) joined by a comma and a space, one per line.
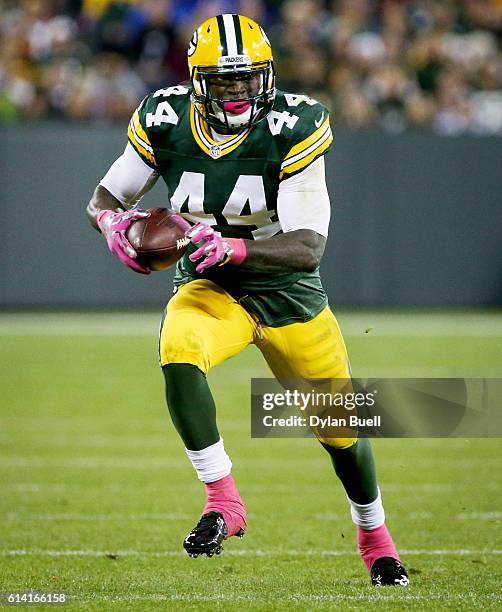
210, 144, 222, 159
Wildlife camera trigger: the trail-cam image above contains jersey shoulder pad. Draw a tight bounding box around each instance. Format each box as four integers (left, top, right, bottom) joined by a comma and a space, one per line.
273, 90, 333, 179
128, 84, 191, 168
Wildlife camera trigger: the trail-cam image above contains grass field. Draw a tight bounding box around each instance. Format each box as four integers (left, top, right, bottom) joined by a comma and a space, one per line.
0, 311, 501, 610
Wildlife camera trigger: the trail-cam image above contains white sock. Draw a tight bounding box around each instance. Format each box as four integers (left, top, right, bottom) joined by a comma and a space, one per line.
347, 487, 385, 530
185, 438, 232, 483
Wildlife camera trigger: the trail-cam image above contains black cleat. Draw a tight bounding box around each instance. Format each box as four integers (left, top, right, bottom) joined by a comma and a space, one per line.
371, 557, 410, 587
183, 511, 229, 558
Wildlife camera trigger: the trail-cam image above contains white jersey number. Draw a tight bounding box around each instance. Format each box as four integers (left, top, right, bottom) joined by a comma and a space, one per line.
222, 176, 276, 238
170, 172, 279, 239
146, 86, 187, 126
170, 172, 215, 224
284, 94, 317, 107
266, 110, 299, 136
152, 85, 189, 98
146, 101, 178, 127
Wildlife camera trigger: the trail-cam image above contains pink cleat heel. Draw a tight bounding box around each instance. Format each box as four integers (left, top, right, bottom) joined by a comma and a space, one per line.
203, 474, 247, 538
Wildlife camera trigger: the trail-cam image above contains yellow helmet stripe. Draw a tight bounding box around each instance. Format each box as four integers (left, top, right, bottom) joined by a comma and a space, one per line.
240, 16, 253, 58
240, 16, 273, 63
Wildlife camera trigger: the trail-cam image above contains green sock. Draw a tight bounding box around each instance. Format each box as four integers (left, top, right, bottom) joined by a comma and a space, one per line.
321, 438, 379, 504
162, 363, 220, 451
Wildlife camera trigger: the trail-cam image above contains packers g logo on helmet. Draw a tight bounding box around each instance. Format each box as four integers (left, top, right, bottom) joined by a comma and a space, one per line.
187, 30, 198, 57
188, 14, 276, 131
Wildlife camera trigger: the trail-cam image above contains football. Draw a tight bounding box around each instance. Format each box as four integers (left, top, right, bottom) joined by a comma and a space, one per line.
126, 207, 190, 271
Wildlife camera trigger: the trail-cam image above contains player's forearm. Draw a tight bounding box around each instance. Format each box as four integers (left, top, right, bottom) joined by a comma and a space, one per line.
86, 185, 126, 231
238, 229, 326, 273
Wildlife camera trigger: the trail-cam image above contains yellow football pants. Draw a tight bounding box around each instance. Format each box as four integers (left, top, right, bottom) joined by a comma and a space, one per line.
159, 279, 356, 448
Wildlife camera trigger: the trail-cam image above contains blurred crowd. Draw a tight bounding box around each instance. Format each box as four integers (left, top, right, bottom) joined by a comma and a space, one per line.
1, 0, 502, 134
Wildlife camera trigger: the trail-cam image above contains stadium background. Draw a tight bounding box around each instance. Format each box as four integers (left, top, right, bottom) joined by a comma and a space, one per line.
1, 1, 501, 609
1, 0, 502, 307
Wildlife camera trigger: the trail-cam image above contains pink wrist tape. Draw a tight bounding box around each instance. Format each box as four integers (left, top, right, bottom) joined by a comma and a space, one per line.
226, 238, 247, 265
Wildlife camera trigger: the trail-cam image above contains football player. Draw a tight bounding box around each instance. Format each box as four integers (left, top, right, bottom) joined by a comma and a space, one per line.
86, 14, 409, 586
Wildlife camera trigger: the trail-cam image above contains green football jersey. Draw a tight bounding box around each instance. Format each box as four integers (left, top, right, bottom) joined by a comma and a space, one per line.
128, 85, 333, 327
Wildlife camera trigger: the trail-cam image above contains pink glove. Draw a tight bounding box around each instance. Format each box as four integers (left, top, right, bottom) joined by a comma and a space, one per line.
187, 223, 247, 274
97, 209, 151, 275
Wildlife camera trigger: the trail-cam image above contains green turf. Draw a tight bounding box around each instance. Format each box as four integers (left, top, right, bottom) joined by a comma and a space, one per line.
0, 312, 501, 610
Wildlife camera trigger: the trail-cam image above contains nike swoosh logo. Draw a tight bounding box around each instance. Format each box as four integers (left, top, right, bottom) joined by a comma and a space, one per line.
314, 112, 325, 128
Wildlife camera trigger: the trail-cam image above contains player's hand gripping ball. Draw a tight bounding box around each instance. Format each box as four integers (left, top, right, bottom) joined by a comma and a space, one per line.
98, 208, 191, 273
187, 223, 247, 273
97, 208, 151, 274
